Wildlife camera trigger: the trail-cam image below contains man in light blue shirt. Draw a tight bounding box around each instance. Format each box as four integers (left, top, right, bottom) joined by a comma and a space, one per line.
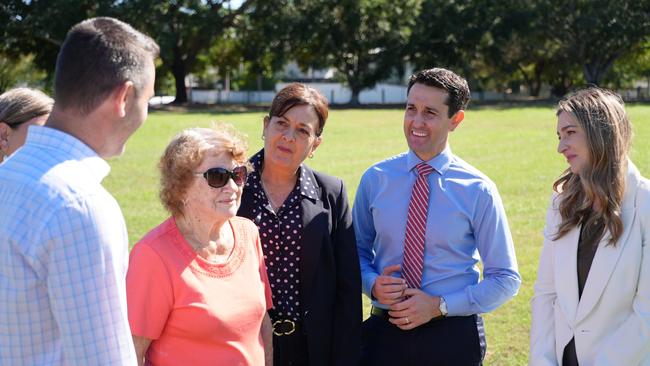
0, 18, 158, 365
353, 68, 521, 366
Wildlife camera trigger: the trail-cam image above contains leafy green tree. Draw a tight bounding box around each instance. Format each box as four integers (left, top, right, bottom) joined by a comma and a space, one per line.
480, 1, 549, 96
118, 0, 251, 103
236, 0, 293, 89
0, 0, 115, 86
291, 0, 419, 105
541, 0, 650, 85
0, 53, 48, 92
605, 41, 650, 92
409, 0, 491, 80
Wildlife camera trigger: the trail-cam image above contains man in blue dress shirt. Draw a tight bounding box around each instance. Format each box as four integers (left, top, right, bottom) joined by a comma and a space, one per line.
353, 68, 521, 365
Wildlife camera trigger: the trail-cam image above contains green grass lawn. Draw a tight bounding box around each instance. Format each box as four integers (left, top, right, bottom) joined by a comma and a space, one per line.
105, 105, 650, 365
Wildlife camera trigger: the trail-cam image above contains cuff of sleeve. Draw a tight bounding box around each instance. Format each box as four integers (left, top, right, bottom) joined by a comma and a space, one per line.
442, 290, 469, 317
362, 273, 379, 299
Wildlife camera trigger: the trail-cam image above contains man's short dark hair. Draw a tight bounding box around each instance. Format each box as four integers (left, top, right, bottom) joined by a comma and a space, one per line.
54, 17, 160, 115
407, 68, 470, 118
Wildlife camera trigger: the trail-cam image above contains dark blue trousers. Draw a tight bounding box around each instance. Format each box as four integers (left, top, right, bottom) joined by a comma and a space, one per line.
361, 313, 486, 366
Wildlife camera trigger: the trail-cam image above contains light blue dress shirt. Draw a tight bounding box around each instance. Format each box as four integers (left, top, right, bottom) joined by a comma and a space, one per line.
0, 126, 136, 365
353, 147, 521, 316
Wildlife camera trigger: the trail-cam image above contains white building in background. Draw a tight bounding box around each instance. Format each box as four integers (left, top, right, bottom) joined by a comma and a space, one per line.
187, 83, 409, 105
183, 60, 413, 105
281, 61, 336, 80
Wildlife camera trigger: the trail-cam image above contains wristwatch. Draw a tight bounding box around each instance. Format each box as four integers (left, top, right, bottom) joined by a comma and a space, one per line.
439, 296, 448, 317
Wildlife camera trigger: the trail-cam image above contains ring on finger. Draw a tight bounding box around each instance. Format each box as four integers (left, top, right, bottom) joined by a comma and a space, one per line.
405, 316, 410, 324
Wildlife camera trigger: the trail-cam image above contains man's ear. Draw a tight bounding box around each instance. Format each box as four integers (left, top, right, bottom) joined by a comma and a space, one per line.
449, 110, 465, 131
112, 81, 135, 118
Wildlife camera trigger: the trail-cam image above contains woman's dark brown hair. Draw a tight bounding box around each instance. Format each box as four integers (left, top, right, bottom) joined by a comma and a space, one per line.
269, 83, 329, 136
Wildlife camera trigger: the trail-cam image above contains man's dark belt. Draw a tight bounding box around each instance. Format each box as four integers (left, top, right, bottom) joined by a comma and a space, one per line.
272, 319, 302, 336
371, 306, 391, 320
371, 306, 445, 324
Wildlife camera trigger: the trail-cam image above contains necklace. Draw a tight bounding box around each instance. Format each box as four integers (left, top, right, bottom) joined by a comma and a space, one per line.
259, 166, 298, 213
260, 178, 284, 213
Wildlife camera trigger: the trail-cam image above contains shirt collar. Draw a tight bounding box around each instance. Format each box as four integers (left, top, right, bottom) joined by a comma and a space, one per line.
406, 145, 453, 176
297, 163, 319, 201
247, 149, 319, 201
26, 125, 111, 183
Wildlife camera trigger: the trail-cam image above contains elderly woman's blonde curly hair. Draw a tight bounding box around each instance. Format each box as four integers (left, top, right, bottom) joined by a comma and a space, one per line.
159, 123, 251, 217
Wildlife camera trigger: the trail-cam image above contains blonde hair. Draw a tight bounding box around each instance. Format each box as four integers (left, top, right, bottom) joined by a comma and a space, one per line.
553, 87, 632, 245
0, 88, 53, 128
159, 123, 250, 217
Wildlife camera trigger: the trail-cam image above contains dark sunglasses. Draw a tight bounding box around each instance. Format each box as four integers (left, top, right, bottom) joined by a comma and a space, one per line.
195, 166, 248, 188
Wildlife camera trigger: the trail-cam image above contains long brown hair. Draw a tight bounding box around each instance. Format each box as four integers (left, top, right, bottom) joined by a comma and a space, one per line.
553, 87, 632, 245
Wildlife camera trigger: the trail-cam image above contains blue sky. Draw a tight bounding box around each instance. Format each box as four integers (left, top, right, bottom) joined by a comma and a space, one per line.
229, 0, 244, 9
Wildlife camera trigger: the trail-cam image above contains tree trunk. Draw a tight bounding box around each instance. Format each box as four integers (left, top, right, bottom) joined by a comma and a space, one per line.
518, 62, 543, 97
349, 85, 361, 106
171, 48, 188, 104
584, 64, 599, 85
550, 77, 572, 98
172, 64, 187, 104
517, 65, 534, 96
530, 62, 545, 97
583, 61, 612, 86
530, 80, 542, 97
521, 71, 542, 97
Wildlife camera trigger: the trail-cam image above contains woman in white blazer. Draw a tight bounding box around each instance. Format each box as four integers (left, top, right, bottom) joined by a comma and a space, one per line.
530, 87, 650, 366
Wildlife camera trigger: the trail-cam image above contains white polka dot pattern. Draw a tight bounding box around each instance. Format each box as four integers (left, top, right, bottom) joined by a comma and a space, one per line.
244, 151, 319, 322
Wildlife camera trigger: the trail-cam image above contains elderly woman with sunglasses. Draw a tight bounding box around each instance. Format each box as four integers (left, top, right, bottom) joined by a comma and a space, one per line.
237, 83, 361, 366
126, 125, 273, 366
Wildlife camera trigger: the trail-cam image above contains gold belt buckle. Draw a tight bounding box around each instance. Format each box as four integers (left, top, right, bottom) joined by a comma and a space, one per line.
272, 319, 296, 336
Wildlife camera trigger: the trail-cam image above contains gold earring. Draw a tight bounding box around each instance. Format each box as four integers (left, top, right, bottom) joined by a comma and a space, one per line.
309, 152, 314, 159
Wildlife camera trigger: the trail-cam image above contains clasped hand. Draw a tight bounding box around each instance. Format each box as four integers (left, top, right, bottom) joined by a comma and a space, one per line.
371, 264, 442, 330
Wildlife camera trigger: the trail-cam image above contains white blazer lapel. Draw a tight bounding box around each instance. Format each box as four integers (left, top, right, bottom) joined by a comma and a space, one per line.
575, 163, 640, 323
555, 225, 581, 323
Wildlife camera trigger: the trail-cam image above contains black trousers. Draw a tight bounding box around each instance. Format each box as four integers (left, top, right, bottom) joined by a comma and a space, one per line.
361, 313, 486, 366
273, 331, 310, 366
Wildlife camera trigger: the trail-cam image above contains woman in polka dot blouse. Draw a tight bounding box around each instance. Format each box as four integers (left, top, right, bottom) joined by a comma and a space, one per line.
238, 83, 362, 366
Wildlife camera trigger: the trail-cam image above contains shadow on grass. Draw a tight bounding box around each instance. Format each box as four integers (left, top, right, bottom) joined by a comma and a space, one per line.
150, 103, 268, 115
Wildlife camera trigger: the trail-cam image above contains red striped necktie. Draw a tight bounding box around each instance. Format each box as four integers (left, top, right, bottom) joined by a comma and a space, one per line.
402, 162, 434, 289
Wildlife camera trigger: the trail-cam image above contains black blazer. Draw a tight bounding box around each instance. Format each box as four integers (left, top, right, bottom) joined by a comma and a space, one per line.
238, 164, 361, 366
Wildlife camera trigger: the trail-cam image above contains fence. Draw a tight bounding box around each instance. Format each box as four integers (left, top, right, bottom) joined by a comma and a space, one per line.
149, 84, 650, 106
